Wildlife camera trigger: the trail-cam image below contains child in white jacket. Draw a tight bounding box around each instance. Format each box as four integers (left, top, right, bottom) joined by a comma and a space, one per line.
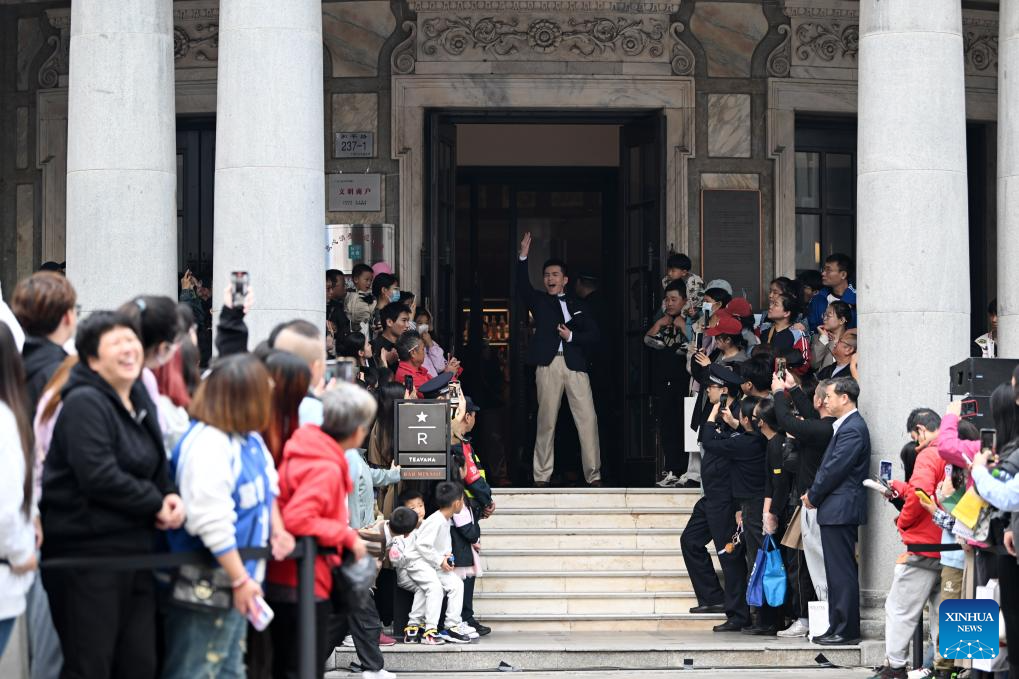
391, 481, 471, 645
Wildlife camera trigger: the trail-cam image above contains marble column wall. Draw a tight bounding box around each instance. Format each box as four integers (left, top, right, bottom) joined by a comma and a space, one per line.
998, 3, 1019, 357
64, 0, 177, 310
856, 0, 971, 597
213, 1, 326, 343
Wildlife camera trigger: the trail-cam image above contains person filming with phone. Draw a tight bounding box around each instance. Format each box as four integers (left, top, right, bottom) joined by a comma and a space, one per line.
516, 232, 602, 487
867, 408, 946, 679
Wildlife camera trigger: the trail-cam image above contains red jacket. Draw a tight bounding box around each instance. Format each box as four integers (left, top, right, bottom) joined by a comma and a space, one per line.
266, 424, 358, 599
394, 361, 432, 398
890, 440, 947, 559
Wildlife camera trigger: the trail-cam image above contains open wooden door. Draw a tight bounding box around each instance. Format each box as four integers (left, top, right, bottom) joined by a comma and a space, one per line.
426, 115, 457, 344
620, 113, 665, 485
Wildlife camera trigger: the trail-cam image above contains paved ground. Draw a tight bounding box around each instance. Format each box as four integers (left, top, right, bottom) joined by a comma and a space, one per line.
326, 670, 876, 678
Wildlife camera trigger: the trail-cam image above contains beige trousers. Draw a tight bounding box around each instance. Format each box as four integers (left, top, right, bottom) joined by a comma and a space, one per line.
534, 355, 601, 483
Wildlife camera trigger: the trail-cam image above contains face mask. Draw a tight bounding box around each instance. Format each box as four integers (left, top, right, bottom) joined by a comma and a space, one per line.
418, 324, 429, 333
390, 289, 401, 303
702, 302, 714, 315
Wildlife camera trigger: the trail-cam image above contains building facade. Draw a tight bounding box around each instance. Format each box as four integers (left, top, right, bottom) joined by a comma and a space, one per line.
0, 0, 1015, 639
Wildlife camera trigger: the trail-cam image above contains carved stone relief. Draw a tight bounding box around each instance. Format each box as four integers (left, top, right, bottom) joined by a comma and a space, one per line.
409, 0, 679, 65
38, 9, 69, 88
962, 11, 998, 85
782, 1, 998, 84
172, 2, 219, 70
670, 22, 694, 76
392, 21, 419, 75
766, 24, 790, 78
782, 0, 857, 79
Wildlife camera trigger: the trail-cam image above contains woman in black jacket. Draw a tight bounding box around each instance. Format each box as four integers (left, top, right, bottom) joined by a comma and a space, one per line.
770, 371, 836, 634
41, 311, 184, 679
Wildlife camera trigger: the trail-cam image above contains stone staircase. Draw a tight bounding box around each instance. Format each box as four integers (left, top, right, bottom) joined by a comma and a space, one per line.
473, 487, 722, 632
330, 487, 872, 673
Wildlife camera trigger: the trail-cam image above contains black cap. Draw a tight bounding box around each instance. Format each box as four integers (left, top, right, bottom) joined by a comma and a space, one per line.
418, 371, 453, 398
465, 396, 481, 413
708, 364, 743, 387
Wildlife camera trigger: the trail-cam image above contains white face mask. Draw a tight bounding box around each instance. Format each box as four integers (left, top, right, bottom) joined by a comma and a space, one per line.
418, 324, 429, 333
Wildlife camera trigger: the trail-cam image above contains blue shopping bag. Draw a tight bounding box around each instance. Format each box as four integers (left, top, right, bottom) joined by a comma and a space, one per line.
746, 538, 767, 608
763, 534, 787, 607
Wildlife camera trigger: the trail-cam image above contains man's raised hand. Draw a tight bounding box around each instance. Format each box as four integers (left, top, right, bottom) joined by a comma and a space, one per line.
520, 232, 532, 259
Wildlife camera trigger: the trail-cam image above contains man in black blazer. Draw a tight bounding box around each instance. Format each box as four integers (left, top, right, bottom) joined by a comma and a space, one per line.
516, 232, 602, 486
802, 377, 870, 645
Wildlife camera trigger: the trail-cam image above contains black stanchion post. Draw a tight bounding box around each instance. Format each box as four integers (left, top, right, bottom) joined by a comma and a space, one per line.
297, 536, 318, 679
912, 621, 924, 671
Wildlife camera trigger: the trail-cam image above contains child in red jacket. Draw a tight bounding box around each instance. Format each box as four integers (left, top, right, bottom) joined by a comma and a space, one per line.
266, 384, 373, 679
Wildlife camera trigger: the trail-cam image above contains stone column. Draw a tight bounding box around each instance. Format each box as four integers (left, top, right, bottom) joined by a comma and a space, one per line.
65, 1, 177, 310
999, 4, 1019, 357
213, 2, 325, 344
856, 0, 970, 604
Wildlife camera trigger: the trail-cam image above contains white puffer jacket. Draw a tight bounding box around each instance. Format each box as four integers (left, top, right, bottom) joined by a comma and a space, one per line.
0, 402, 36, 620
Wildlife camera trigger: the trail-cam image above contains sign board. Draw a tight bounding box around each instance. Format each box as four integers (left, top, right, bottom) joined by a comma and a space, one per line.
399, 453, 447, 466
401, 468, 448, 480
700, 189, 763, 308
324, 224, 394, 273
395, 401, 450, 482
334, 132, 374, 158
327, 174, 381, 212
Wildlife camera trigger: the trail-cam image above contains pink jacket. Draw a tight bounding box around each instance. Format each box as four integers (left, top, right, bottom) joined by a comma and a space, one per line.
934, 413, 977, 489
423, 343, 447, 378
32, 390, 61, 513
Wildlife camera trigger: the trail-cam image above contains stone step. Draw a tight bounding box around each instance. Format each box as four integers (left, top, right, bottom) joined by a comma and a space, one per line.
482, 548, 689, 572
484, 507, 693, 530
468, 612, 725, 632
475, 569, 707, 594
474, 590, 699, 616
328, 631, 869, 672
483, 527, 685, 550
491, 487, 700, 510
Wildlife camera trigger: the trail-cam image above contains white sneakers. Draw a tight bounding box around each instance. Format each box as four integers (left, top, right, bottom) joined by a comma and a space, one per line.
656, 471, 680, 487
341, 634, 355, 647
363, 670, 397, 679
777, 618, 809, 638
462, 622, 481, 639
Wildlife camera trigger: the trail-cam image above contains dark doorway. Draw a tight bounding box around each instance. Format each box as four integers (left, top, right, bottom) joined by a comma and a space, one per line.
425, 113, 664, 487
176, 117, 215, 364
176, 118, 216, 286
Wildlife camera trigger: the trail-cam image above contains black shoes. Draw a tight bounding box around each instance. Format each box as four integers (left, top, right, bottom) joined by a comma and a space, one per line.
741, 625, 778, 636
813, 634, 861, 646
690, 604, 725, 614
466, 619, 491, 637
712, 620, 744, 633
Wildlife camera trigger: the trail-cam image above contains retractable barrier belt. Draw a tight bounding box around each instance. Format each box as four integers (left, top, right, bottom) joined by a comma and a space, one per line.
906, 543, 1010, 555
6, 538, 338, 679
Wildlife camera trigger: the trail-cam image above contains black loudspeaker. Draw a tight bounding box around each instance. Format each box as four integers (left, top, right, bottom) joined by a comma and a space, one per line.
949, 358, 1019, 396
948, 358, 1019, 429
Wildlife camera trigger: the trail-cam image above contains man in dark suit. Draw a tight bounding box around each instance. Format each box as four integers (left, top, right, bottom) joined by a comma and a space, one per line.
802, 377, 870, 645
516, 232, 602, 487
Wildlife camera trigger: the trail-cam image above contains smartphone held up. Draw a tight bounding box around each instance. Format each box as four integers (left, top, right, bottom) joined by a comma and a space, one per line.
230, 271, 249, 308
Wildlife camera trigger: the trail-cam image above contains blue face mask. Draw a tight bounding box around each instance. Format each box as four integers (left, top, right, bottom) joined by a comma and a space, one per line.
389, 289, 401, 303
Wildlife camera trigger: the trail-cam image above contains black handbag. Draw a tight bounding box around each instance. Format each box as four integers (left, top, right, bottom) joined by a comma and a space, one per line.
171, 563, 233, 611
